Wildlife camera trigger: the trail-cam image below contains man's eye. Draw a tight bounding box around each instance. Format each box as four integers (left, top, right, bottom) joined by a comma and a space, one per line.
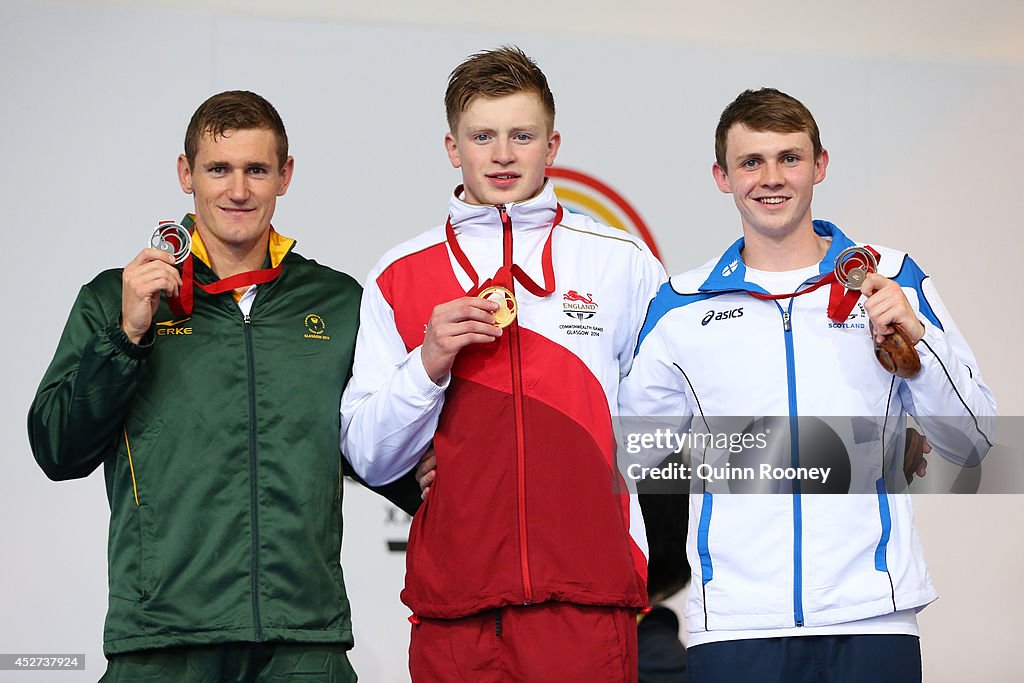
514, 133, 532, 142
209, 166, 227, 174
782, 155, 799, 164
743, 159, 759, 169
473, 134, 491, 143
247, 167, 268, 175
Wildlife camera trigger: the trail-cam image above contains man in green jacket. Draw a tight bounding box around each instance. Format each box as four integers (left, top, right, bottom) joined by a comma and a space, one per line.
28, 90, 417, 682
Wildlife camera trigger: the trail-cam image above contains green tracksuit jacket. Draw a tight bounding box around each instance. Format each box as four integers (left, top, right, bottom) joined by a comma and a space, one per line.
28, 226, 417, 655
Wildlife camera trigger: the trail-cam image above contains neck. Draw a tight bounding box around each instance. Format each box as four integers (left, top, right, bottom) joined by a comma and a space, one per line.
741, 225, 828, 272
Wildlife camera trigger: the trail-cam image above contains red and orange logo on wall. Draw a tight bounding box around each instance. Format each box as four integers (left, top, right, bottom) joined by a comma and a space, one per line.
547, 167, 662, 261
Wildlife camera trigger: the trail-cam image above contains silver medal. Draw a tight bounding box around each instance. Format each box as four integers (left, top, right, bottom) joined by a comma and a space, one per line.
150, 222, 192, 264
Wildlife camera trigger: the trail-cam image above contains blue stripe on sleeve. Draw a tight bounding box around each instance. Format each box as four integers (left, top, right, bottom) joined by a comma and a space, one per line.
892, 256, 943, 331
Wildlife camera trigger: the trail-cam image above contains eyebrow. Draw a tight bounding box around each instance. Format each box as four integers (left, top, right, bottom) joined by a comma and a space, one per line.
734, 152, 764, 163
466, 124, 541, 135
202, 160, 273, 168
734, 147, 807, 163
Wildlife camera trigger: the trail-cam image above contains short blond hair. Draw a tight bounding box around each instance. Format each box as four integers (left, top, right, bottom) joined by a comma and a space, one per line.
445, 45, 555, 133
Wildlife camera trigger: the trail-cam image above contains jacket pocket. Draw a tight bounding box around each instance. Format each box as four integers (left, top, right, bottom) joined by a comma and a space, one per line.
108, 503, 156, 602
117, 392, 165, 507
109, 404, 163, 602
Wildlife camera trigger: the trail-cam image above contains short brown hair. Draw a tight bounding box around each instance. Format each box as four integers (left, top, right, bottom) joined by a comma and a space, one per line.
445, 46, 556, 133
715, 88, 822, 171
184, 90, 288, 169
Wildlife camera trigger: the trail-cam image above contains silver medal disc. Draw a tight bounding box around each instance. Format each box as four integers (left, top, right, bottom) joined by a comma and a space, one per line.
833, 246, 877, 290
150, 222, 192, 264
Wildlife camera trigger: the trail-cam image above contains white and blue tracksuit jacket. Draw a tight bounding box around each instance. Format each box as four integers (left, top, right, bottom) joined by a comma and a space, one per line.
619, 221, 996, 637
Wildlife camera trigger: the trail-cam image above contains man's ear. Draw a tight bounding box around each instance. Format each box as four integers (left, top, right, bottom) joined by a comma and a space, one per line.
276, 156, 295, 197
813, 148, 829, 185
712, 162, 732, 194
544, 129, 561, 167
444, 132, 461, 169
177, 154, 193, 194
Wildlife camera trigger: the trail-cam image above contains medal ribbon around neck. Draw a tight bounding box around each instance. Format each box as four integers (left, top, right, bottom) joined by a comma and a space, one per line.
163, 223, 284, 317
746, 245, 880, 323
444, 204, 563, 305
747, 245, 920, 377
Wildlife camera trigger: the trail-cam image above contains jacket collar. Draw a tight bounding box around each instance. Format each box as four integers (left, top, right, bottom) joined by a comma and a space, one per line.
698, 220, 857, 294
181, 214, 295, 271
448, 180, 559, 237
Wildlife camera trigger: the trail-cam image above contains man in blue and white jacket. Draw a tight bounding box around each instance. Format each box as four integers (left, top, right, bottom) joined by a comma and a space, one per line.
619, 88, 996, 682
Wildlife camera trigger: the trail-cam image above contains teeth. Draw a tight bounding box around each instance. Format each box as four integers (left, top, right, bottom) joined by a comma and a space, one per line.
759, 197, 786, 204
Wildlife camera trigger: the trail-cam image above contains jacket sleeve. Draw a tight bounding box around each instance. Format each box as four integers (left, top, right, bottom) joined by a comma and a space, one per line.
899, 274, 997, 466
618, 306, 696, 470
341, 454, 422, 516
339, 266, 448, 487
27, 279, 153, 481
619, 245, 669, 381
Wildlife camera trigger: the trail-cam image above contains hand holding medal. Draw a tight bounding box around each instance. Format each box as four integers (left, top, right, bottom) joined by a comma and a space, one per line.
420, 296, 504, 384
119, 223, 187, 343
833, 246, 922, 378
477, 285, 517, 328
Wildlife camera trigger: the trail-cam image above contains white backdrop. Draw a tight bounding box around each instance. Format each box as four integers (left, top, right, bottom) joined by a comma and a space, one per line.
2, 1, 1022, 681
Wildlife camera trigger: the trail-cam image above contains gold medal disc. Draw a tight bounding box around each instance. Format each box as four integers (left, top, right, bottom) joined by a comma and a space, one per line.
478, 285, 517, 328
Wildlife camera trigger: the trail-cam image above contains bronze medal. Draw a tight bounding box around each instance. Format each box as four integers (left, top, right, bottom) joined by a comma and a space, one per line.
832, 246, 921, 378
833, 246, 877, 290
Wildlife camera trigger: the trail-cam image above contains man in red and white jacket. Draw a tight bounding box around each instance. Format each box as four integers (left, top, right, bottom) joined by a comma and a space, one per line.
340, 46, 664, 682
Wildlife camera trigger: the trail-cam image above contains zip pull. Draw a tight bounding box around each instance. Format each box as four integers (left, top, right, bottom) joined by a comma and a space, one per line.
782, 311, 791, 331
498, 204, 513, 267
244, 314, 252, 325
497, 204, 511, 231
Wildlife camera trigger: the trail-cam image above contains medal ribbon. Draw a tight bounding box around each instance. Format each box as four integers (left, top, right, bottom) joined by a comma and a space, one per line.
165, 238, 284, 316
826, 245, 879, 323
444, 205, 562, 298
747, 245, 880, 323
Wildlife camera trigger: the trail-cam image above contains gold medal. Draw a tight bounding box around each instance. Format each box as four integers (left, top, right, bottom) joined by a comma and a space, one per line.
478, 285, 517, 328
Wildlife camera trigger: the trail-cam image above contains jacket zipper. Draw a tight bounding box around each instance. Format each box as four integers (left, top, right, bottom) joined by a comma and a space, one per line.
243, 312, 264, 640
779, 302, 804, 627
499, 204, 533, 604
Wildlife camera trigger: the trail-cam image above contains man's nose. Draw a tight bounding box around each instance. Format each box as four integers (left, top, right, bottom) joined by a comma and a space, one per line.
761, 162, 784, 187
493, 139, 516, 164
228, 171, 249, 200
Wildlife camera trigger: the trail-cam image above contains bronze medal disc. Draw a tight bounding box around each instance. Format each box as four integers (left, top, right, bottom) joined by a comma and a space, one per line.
846, 267, 867, 289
